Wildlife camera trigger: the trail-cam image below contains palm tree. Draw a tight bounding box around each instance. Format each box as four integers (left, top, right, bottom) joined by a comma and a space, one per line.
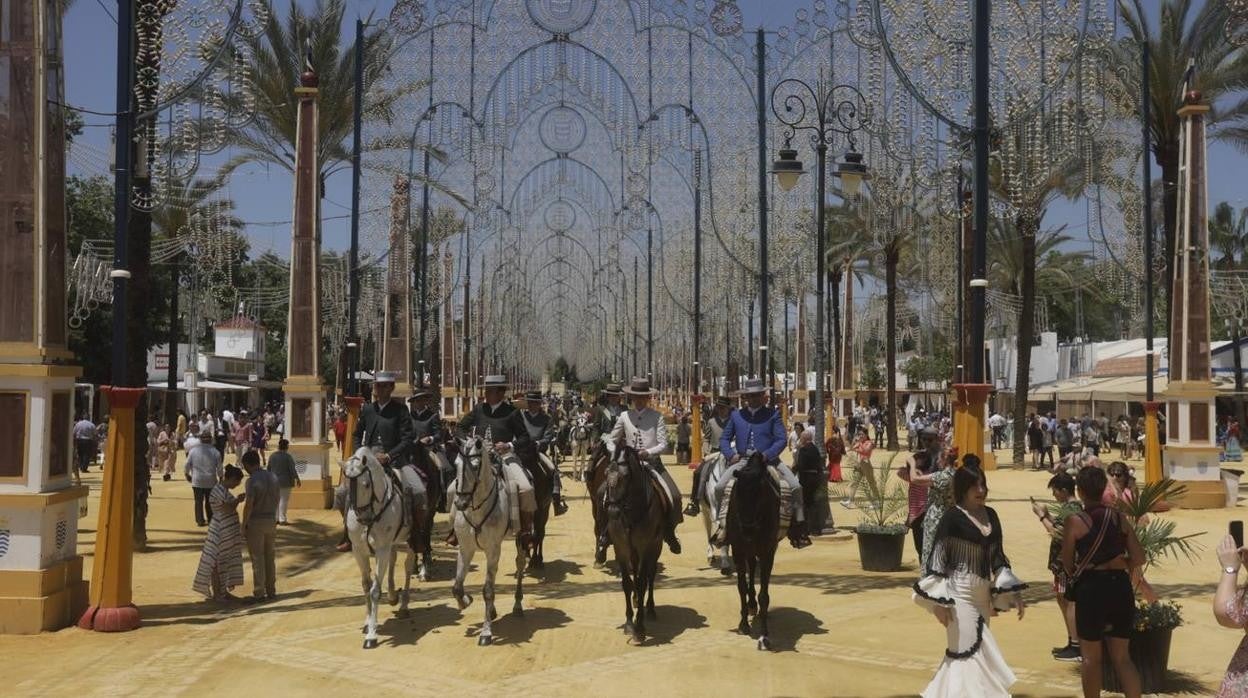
1117, 0, 1248, 339
1210, 201, 1248, 270
825, 202, 872, 407
216, 0, 447, 190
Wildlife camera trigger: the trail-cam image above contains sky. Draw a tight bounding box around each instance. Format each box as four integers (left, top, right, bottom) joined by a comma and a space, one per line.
61, 0, 1244, 260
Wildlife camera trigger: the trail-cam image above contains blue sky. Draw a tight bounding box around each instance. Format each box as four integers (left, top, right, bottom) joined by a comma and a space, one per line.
62, 0, 1244, 257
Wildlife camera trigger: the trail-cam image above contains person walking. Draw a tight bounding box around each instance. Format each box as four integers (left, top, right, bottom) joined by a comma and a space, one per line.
1061, 466, 1145, 698
157, 424, 175, 481
988, 411, 1006, 451
1116, 416, 1134, 460
192, 464, 245, 602
1028, 416, 1045, 470
250, 415, 268, 465
73, 414, 97, 475
267, 439, 300, 525
675, 415, 692, 465
185, 438, 222, 527
842, 428, 878, 507
898, 427, 943, 557
825, 426, 845, 484
1032, 472, 1084, 662
240, 451, 279, 601
913, 465, 1026, 697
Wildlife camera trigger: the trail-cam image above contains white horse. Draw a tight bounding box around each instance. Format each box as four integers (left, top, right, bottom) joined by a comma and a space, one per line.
568, 415, 592, 482
697, 452, 734, 576
343, 446, 417, 649
450, 437, 528, 646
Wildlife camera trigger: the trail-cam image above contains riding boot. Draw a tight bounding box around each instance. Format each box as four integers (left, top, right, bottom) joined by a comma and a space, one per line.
553, 493, 569, 516
406, 495, 426, 554
684, 465, 702, 516
664, 523, 682, 555
335, 524, 351, 553
445, 529, 458, 547
788, 519, 811, 549
519, 509, 535, 544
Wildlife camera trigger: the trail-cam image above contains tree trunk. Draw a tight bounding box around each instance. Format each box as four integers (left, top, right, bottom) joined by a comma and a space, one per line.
1011, 215, 1039, 466
128, 179, 154, 551
885, 246, 899, 450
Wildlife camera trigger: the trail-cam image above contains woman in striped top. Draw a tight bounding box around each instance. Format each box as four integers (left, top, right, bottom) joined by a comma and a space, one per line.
192, 465, 246, 602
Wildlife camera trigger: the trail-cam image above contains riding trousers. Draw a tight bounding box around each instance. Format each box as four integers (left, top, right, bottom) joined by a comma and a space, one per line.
715, 459, 805, 522
446, 453, 537, 516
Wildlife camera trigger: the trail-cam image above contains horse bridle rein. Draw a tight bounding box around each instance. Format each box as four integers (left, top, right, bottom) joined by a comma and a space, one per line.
456, 442, 501, 545
346, 454, 403, 554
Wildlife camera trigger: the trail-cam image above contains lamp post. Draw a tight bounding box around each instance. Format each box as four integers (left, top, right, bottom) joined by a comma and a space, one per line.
770, 74, 869, 454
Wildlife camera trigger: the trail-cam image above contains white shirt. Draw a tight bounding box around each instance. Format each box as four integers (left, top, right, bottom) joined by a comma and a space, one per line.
222, 410, 234, 426
608, 408, 668, 457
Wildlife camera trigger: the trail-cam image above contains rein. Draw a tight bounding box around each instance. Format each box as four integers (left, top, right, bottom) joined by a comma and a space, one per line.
457, 448, 502, 547
346, 455, 404, 555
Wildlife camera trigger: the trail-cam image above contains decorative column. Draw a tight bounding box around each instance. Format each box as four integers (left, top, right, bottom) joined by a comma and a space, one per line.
0, 0, 89, 634
379, 176, 413, 397
794, 298, 809, 417
439, 251, 457, 417
1162, 91, 1223, 508
284, 65, 332, 509
836, 265, 855, 423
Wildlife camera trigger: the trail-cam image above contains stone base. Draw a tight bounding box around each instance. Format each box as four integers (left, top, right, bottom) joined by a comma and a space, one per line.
289, 476, 332, 510
1169, 479, 1227, 510
77, 603, 140, 632
0, 555, 88, 634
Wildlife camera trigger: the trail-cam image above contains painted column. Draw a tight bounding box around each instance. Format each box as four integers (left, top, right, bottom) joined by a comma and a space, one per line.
0, 0, 89, 634
836, 265, 855, 423
1163, 91, 1223, 508
794, 297, 809, 417
379, 176, 413, 396
440, 251, 458, 417
284, 64, 332, 509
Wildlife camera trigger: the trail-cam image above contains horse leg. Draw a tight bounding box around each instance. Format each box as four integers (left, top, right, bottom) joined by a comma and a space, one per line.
644, 555, 657, 620
746, 556, 759, 617
387, 546, 399, 606
452, 530, 475, 611
352, 545, 373, 635
513, 538, 527, 616
757, 551, 774, 651
479, 541, 500, 646
418, 508, 434, 582
363, 545, 387, 649
397, 548, 416, 618
734, 551, 751, 636
620, 565, 636, 641
631, 553, 648, 644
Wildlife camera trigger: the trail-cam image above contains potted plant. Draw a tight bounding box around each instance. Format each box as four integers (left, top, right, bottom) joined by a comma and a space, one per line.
1101, 478, 1200, 694
836, 452, 910, 572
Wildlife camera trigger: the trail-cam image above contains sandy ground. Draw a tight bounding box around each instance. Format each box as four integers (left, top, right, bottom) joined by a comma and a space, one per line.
2, 447, 1241, 697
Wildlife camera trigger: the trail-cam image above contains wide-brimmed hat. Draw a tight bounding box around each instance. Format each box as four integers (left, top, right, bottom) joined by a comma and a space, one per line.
409, 385, 436, 400
482, 374, 508, 389
374, 370, 399, 384
524, 390, 543, 402
623, 377, 654, 396
714, 395, 733, 408
602, 383, 623, 396
738, 378, 766, 395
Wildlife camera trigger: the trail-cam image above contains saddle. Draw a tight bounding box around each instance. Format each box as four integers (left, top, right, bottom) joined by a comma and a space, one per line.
713, 466, 791, 544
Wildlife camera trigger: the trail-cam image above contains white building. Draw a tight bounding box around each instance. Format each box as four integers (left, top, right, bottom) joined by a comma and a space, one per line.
146, 316, 272, 414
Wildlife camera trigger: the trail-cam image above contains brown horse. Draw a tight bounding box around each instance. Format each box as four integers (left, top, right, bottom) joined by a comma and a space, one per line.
726, 451, 781, 651
518, 448, 555, 569
587, 441, 612, 566
604, 445, 665, 645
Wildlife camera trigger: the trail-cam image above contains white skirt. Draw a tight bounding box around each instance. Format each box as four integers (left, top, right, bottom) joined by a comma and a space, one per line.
921, 572, 1016, 698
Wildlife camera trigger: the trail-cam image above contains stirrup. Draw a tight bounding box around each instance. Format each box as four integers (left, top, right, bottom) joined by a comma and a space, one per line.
554, 497, 569, 515
683, 501, 700, 517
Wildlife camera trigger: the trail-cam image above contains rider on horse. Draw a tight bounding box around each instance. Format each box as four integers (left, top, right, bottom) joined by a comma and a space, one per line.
407, 385, 449, 502
715, 378, 811, 549
604, 377, 683, 555
684, 394, 734, 516
518, 390, 569, 515
592, 383, 626, 443
336, 371, 428, 553
449, 374, 537, 546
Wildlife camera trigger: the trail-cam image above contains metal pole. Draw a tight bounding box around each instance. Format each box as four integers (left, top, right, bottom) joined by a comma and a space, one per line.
647, 227, 653, 377
756, 28, 771, 398
1143, 40, 1155, 403
969, 0, 990, 383
694, 149, 702, 391
165, 259, 179, 420
814, 140, 827, 455
633, 257, 639, 378
347, 18, 364, 397
110, 0, 135, 387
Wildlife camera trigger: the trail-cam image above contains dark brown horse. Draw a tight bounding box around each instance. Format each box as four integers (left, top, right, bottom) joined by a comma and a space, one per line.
604, 445, 665, 645
410, 441, 446, 580
587, 441, 611, 566
518, 448, 554, 569
726, 451, 781, 651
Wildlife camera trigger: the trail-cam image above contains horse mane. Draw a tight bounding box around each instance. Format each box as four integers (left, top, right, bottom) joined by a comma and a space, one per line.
615, 445, 651, 522
731, 451, 774, 539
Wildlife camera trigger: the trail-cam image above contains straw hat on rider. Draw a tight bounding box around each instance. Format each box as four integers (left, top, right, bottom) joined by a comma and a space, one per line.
602, 383, 623, 396
374, 370, 399, 385
481, 374, 509, 389
623, 377, 655, 396
714, 395, 733, 408
737, 378, 766, 395
524, 390, 543, 402
409, 385, 436, 401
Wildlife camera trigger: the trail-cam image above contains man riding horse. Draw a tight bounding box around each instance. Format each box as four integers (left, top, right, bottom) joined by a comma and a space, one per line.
684, 394, 734, 516
603, 377, 683, 555
714, 378, 811, 549
518, 390, 569, 515
336, 371, 428, 554
448, 374, 537, 546
407, 386, 449, 507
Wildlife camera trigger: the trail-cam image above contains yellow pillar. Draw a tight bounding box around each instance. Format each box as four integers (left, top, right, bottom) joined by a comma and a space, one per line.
690, 395, 704, 468
78, 387, 145, 632
342, 396, 364, 462
953, 384, 993, 469
824, 397, 835, 442
780, 400, 789, 427
1143, 401, 1163, 485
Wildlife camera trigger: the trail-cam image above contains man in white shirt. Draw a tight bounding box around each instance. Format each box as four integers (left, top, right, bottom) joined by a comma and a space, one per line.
988, 411, 1007, 450
607, 378, 682, 555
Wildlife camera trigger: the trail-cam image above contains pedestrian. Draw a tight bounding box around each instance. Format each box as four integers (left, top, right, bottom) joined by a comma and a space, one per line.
913, 464, 1025, 697
988, 411, 1006, 451
898, 427, 943, 557
1215, 533, 1248, 696
1028, 415, 1045, 470
145, 420, 160, 471
250, 416, 268, 465
73, 413, 97, 474
175, 410, 188, 448
675, 415, 692, 465
1082, 421, 1102, 458
240, 450, 279, 601
185, 437, 222, 527
1061, 466, 1145, 698
913, 448, 963, 570
267, 438, 300, 525
157, 423, 174, 481
841, 428, 877, 507
332, 409, 347, 450
1055, 419, 1075, 461
1032, 471, 1083, 662
192, 464, 245, 602
793, 427, 829, 534
1116, 416, 1133, 460
825, 426, 845, 484
788, 422, 805, 455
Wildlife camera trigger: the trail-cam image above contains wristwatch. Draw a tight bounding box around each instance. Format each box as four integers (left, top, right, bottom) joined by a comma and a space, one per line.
1227, 566, 1240, 575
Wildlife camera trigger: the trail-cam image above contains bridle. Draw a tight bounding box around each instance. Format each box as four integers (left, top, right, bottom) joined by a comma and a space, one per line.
605, 446, 648, 527
345, 450, 402, 553
456, 439, 501, 545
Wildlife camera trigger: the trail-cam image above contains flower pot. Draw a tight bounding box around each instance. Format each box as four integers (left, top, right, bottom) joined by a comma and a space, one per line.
856, 530, 906, 572
1101, 627, 1174, 694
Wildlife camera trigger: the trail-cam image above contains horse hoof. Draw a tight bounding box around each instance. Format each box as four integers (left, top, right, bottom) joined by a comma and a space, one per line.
363, 638, 379, 650
456, 594, 473, 611
387, 592, 399, 606
623, 622, 634, 637
395, 608, 409, 619
478, 634, 493, 647
628, 633, 646, 646
737, 621, 751, 635
720, 567, 733, 577
757, 636, 772, 651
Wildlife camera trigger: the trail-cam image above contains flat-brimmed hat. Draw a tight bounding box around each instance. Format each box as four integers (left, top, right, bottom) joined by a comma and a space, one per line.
482, 375, 508, 389
602, 383, 623, 396
524, 390, 543, 402
409, 385, 436, 400
714, 395, 733, 408
374, 370, 399, 384
623, 377, 654, 396
738, 378, 766, 395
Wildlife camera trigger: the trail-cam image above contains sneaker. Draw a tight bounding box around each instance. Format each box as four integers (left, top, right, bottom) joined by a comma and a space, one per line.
1053, 645, 1082, 662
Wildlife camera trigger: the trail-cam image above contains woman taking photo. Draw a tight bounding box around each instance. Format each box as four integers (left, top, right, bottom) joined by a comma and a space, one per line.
1061, 466, 1145, 698
192, 464, 247, 602
1215, 533, 1248, 696
913, 465, 1026, 697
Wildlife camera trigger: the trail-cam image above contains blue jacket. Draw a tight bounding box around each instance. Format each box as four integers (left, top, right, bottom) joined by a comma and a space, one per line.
720, 406, 787, 462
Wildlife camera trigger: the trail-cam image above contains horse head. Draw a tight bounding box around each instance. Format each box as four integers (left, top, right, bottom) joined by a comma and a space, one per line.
455, 436, 493, 508
344, 446, 385, 524
606, 444, 648, 522
731, 451, 771, 534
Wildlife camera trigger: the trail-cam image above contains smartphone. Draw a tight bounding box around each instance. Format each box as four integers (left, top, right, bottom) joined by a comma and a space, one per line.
1231, 520, 1244, 549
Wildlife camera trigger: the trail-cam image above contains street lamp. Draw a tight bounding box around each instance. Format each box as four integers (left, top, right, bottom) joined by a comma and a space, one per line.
770, 75, 869, 455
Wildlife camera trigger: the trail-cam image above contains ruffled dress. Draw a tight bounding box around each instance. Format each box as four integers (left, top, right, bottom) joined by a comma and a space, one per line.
920, 468, 954, 570
913, 506, 1025, 698
1219, 591, 1248, 697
